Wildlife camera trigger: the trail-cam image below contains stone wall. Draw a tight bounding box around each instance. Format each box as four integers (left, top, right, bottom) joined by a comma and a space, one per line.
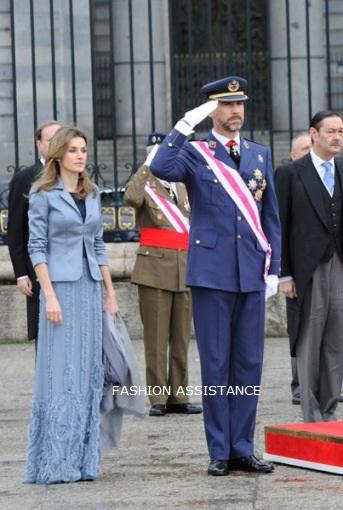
0, 244, 287, 341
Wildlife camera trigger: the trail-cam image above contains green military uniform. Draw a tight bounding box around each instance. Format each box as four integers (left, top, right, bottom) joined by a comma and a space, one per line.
124, 165, 191, 406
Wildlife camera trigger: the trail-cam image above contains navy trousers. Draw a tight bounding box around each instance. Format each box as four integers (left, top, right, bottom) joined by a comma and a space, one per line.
191, 287, 265, 460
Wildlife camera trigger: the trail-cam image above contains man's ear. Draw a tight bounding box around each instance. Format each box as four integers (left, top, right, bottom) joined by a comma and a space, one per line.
36, 139, 42, 156
309, 126, 317, 142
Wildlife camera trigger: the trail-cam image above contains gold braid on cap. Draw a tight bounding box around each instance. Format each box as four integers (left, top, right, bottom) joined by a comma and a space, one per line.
209, 91, 246, 99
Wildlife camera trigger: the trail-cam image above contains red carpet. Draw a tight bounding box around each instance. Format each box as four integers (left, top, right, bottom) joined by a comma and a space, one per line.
264, 421, 343, 474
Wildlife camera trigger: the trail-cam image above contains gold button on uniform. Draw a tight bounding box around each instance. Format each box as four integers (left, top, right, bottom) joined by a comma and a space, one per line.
213, 179, 218, 183
237, 215, 242, 221
195, 240, 201, 245
236, 235, 242, 240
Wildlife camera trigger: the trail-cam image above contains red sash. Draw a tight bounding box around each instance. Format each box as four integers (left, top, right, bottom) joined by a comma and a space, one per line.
140, 227, 189, 250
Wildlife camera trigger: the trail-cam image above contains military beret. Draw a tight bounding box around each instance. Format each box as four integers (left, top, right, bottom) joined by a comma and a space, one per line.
146, 131, 167, 147
200, 76, 248, 102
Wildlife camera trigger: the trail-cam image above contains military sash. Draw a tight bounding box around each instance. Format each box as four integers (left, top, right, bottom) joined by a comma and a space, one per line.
144, 182, 189, 233
140, 228, 189, 250
191, 140, 271, 279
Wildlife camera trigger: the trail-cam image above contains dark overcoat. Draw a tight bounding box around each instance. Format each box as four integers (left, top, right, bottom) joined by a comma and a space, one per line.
275, 153, 343, 355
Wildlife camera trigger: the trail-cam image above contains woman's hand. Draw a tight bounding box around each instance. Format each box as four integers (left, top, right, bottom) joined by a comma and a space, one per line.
45, 294, 63, 324
104, 291, 119, 317
99, 265, 119, 316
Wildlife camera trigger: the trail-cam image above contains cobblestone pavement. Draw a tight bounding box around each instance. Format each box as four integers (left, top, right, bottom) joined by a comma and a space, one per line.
0, 338, 342, 510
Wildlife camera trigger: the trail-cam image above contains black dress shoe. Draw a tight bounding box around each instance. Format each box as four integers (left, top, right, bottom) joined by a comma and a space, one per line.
208, 460, 229, 476
339, 394, 343, 403
292, 395, 301, 405
166, 403, 202, 414
229, 455, 274, 473
149, 404, 167, 416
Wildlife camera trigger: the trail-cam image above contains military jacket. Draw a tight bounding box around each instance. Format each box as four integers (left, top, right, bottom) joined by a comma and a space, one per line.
150, 129, 281, 292
124, 165, 190, 292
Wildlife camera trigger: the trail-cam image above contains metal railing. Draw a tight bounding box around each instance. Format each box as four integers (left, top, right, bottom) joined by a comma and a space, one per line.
2, 0, 342, 243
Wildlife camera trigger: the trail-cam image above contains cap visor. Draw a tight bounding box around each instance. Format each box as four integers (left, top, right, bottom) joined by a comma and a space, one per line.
217, 95, 249, 103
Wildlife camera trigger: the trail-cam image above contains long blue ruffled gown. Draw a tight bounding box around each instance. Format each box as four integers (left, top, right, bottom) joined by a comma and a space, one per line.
25, 261, 104, 484
25, 187, 105, 484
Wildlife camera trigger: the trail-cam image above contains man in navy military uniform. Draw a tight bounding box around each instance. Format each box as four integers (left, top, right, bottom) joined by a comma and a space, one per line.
150, 76, 281, 476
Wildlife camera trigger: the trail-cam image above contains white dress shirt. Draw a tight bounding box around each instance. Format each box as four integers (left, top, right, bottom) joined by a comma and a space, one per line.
310, 149, 335, 196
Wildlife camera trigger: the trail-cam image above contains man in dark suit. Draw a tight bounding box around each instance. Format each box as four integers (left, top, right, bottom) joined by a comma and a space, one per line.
287, 132, 312, 405
275, 110, 343, 422
7, 120, 61, 343
151, 76, 281, 476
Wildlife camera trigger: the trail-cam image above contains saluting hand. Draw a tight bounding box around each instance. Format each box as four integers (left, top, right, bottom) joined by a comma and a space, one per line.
175, 100, 218, 136
183, 100, 219, 127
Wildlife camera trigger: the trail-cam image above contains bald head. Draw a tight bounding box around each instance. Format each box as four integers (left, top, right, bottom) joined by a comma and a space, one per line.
289, 132, 311, 160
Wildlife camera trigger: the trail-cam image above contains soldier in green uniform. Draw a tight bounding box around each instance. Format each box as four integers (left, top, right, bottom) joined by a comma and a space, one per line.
124, 132, 202, 417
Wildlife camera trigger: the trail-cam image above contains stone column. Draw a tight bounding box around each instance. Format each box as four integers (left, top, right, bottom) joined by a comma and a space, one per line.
112, 0, 171, 135
269, 0, 326, 131
12, 0, 94, 166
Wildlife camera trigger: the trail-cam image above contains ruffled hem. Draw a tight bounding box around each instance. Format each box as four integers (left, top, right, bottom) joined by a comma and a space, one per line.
25, 265, 104, 485
25, 386, 103, 484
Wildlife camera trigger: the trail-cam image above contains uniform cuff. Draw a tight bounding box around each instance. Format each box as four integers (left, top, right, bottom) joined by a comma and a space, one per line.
174, 120, 194, 137
164, 128, 188, 149
268, 259, 281, 275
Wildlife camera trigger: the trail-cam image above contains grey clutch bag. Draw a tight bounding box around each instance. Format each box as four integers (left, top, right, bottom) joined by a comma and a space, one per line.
100, 311, 145, 452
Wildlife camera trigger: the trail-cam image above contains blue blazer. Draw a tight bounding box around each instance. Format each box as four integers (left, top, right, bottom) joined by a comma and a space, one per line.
151, 129, 281, 292
28, 179, 108, 281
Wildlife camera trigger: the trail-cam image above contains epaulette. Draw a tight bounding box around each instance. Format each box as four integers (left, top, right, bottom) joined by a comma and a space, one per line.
242, 137, 269, 149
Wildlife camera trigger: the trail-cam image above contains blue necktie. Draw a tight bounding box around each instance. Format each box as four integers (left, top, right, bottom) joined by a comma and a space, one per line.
322, 161, 335, 195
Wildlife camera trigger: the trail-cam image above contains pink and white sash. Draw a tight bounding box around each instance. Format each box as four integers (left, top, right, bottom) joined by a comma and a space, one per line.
191, 140, 271, 279
144, 182, 189, 233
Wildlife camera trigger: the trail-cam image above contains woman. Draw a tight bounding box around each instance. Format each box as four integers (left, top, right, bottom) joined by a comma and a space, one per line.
25, 126, 118, 484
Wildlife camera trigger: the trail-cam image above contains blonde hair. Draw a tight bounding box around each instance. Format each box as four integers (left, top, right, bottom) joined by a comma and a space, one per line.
35, 126, 96, 199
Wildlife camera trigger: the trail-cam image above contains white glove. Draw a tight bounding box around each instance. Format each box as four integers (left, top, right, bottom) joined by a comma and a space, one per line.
265, 275, 279, 302
143, 144, 159, 167
175, 100, 218, 136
